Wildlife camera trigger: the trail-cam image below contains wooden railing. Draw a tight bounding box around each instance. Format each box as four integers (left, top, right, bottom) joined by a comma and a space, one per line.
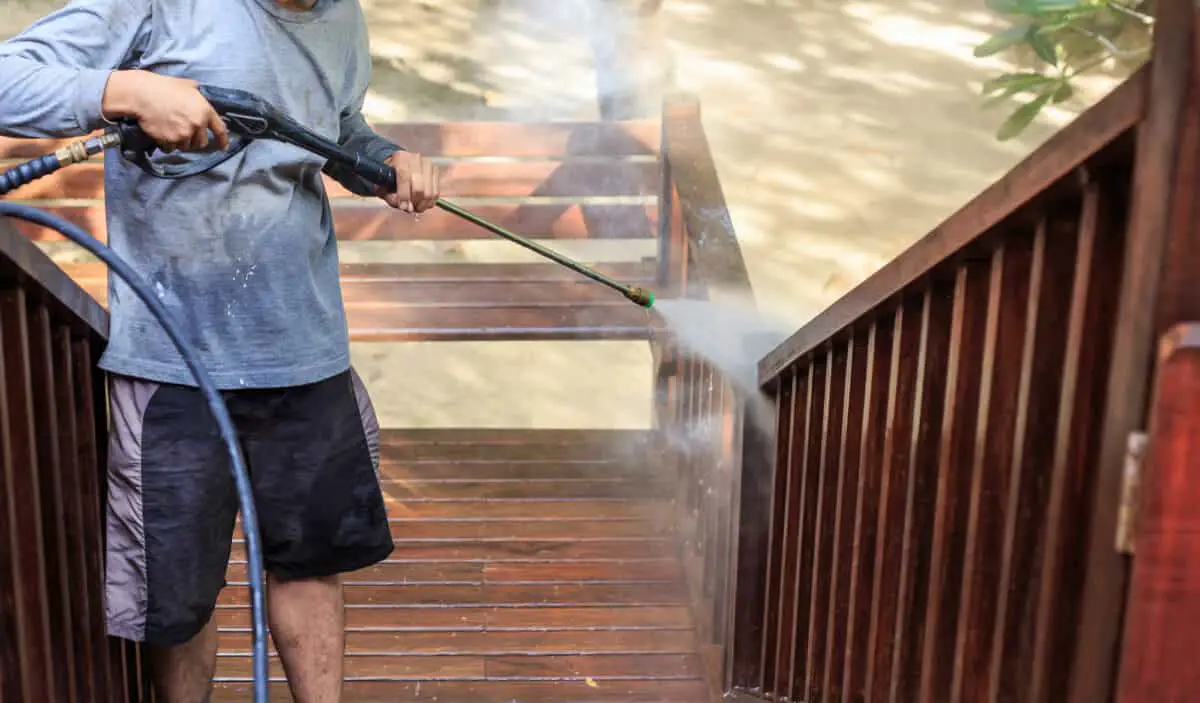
714, 1, 1200, 701
0, 217, 147, 701
652, 94, 762, 701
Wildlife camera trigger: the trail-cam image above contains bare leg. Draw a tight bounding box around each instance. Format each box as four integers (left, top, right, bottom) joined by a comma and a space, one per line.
149, 615, 219, 703
269, 573, 345, 702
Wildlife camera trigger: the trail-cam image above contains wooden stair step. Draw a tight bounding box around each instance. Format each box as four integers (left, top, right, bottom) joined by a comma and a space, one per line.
234, 517, 672, 541
216, 628, 698, 655
378, 428, 658, 445
379, 442, 657, 462
14, 202, 659, 242
376, 479, 670, 500
217, 582, 687, 607
374, 499, 670, 520
56, 262, 658, 341
377, 460, 659, 481
225, 559, 682, 585
0, 121, 662, 160
2, 159, 661, 200
212, 605, 695, 631
212, 679, 710, 702
230, 537, 676, 563
212, 652, 703, 681
211, 605, 695, 632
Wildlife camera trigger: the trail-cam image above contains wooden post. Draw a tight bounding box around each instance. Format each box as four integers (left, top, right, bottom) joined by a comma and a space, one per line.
1072, 1, 1200, 700
1115, 324, 1200, 701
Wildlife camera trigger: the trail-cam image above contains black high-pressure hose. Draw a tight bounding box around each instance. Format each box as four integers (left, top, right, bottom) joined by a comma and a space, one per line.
0, 150, 270, 702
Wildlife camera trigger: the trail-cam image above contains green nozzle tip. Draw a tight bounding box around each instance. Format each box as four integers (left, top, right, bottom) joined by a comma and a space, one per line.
626, 286, 655, 309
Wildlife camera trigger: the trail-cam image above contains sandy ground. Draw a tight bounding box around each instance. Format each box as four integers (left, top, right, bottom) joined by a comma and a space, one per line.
2, 0, 1128, 429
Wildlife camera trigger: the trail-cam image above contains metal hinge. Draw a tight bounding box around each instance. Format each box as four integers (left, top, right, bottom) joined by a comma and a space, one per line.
1115, 431, 1148, 555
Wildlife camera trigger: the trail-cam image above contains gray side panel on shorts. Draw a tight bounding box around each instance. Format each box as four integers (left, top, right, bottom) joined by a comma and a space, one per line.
104, 376, 158, 642
350, 368, 381, 472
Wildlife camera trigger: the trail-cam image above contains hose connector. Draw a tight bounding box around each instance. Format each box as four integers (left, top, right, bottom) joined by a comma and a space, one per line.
625, 286, 655, 309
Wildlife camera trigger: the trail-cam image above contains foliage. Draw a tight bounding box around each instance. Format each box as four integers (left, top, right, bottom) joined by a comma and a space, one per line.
974, 0, 1154, 140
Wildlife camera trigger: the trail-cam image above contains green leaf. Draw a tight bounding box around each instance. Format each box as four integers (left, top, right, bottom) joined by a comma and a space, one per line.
981, 72, 1056, 95
1026, 27, 1060, 65
975, 24, 1033, 56
997, 90, 1054, 140
986, 0, 1082, 15
1052, 80, 1074, 102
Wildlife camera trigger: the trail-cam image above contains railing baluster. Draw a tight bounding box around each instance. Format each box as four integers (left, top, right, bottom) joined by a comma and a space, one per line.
865, 295, 924, 700
889, 280, 954, 702
821, 330, 869, 701
917, 260, 990, 703
772, 362, 820, 695
0, 288, 56, 702
727, 379, 777, 690
798, 345, 845, 700
951, 235, 1034, 702
26, 302, 80, 703
53, 324, 100, 697
842, 318, 893, 700
986, 200, 1087, 701
758, 371, 797, 694
1028, 176, 1128, 703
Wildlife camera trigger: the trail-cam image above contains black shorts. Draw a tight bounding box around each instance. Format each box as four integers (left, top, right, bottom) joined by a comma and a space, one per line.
102, 368, 394, 646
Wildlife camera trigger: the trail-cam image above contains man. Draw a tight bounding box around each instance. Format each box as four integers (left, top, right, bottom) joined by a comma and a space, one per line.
0, 0, 437, 700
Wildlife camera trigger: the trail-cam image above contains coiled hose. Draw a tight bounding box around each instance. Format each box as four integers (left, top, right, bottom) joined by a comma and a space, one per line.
0, 203, 270, 703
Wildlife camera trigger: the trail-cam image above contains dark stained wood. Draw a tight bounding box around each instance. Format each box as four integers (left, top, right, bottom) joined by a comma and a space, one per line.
917, 260, 990, 703
756, 372, 796, 692
219, 628, 698, 655
52, 325, 99, 699
1029, 183, 1128, 701
14, 203, 660, 243
0, 119, 661, 159
0, 288, 56, 703
212, 679, 710, 702
0, 220, 107, 336
214, 605, 695, 631
819, 330, 868, 700
888, 277, 953, 703
864, 295, 924, 700
1, 160, 661, 200
766, 366, 812, 696
1072, 4, 1200, 700
1114, 324, 1200, 701
758, 68, 1148, 383
986, 195, 1097, 702
841, 319, 893, 700
25, 304, 79, 703
662, 96, 754, 296
60, 260, 657, 341
949, 238, 1033, 702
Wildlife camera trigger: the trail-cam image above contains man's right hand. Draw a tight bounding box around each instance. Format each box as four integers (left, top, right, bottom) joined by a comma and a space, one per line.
102, 70, 230, 153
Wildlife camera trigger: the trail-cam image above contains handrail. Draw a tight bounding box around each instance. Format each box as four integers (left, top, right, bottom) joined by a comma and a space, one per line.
0, 217, 107, 335
757, 67, 1148, 385
0, 214, 147, 701
728, 1, 1200, 699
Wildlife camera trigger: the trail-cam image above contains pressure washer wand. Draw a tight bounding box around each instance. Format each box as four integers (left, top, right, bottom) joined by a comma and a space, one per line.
432, 198, 655, 309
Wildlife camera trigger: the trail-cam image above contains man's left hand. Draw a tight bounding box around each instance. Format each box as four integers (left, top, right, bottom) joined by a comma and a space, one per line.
381, 151, 440, 213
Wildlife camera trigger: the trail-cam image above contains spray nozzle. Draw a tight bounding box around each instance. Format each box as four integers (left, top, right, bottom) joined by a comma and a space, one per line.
625, 286, 655, 309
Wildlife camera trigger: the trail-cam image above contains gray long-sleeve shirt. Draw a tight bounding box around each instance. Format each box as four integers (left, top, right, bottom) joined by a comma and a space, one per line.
0, 0, 400, 389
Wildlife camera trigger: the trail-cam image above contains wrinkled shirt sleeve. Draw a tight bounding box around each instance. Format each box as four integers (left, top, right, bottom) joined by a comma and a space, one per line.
0, 0, 153, 138
323, 92, 404, 197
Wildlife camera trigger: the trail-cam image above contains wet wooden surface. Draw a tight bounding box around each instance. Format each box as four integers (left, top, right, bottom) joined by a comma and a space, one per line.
212, 430, 711, 702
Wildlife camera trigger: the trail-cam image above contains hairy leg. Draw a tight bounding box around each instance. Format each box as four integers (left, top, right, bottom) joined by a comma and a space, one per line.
269, 573, 345, 702
149, 615, 219, 703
